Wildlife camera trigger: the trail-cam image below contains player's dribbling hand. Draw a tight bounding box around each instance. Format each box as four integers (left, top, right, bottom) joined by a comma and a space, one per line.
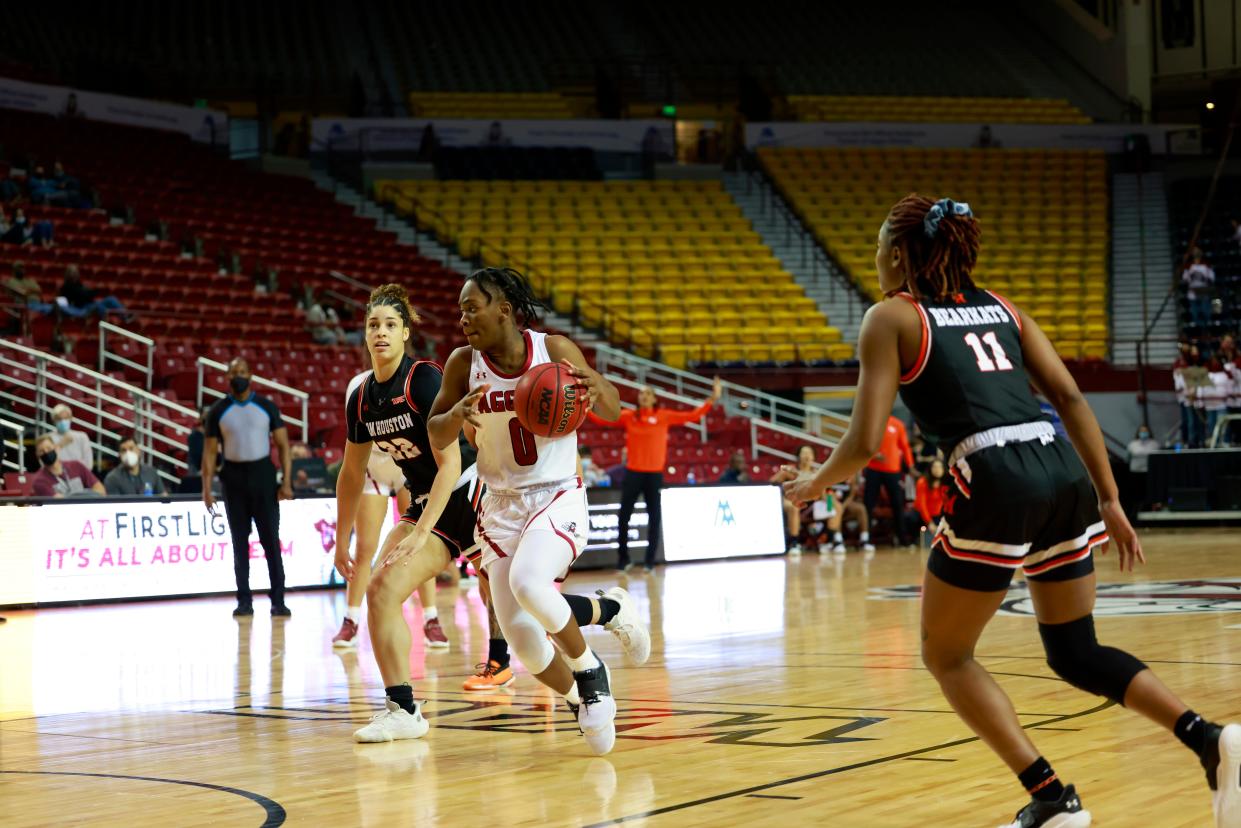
454, 383, 489, 429
561, 359, 602, 408
203, 488, 217, 516
334, 550, 355, 582
1096, 499, 1145, 572
782, 475, 824, 507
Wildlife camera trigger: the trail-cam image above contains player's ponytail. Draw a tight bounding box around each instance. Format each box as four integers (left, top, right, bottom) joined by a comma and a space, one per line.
884, 193, 981, 300
466, 267, 550, 327
366, 283, 421, 329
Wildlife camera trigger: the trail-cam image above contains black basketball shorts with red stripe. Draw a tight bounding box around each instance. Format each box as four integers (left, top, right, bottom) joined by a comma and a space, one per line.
928, 437, 1108, 592
400, 476, 485, 565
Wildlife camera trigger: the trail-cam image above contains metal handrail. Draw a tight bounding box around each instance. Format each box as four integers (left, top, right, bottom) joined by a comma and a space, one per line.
1, 416, 23, 473
594, 342, 849, 438
99, 321, 155, 390
195, 356, 309, 443
0, 340, 199, 487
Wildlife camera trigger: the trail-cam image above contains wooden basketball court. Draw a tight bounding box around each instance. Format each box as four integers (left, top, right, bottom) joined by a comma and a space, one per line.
2, 528, 1238, 827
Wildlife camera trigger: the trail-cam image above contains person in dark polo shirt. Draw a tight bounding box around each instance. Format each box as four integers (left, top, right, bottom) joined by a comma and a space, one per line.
202, 357, 294, 618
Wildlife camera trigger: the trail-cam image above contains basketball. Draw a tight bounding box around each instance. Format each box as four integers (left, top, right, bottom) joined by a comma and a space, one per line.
514, 362, 588, 438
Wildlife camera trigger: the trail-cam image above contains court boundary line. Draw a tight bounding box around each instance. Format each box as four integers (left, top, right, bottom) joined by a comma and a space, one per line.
0, 770, 286, 827
580, 699, 1115, 826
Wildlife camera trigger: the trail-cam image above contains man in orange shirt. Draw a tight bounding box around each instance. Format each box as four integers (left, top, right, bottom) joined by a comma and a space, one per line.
588, 378, 721, 570
863, 415, 914, 546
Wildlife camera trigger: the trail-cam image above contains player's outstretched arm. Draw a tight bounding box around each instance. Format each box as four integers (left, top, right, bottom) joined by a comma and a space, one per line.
783, 302, 903, 504
333, 439, 372, 581
428, 346, 487, 450
547, 335, 620, 420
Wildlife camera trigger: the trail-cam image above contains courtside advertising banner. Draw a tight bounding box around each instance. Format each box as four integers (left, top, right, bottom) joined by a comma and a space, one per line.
659, 484, 786, 562
0, 76, 227, 144
0, 498, 356, 607
312, 118, 674, 155
745, 121, 1196, 153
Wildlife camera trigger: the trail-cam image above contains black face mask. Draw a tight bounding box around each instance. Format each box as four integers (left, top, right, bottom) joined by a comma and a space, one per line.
39, 450, 57, 467
230, 376, 251, 395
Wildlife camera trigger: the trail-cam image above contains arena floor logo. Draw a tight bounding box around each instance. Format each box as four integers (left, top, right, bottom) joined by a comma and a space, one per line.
869, 579, 1241, 617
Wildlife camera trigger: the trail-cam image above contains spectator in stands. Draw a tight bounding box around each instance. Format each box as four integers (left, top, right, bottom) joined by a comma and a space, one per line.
578, 445, 610, 487
826, 474, 872, 554
104, 437, 168, 496
305, 300, 340, 345
1125, 425, 1160, 518
1222, 334, 1241, 443
770, 444, 822, 553
1201, 358, 1234, 444
718, 450, 751, 484
58, 264, 130, 321
49, 403, 94, 470
30, 434, 104, 497
973, 124, 1000, 149
914, 459, 949, 529
1182, 247, 1216, 328
202, 356, 293, 617
588, 378, 722, 570
482, 121, 510, 147
4, 261, 53, 316
50, 162, 82, 206
863, 415, 914, 545
0, 207, 32, 245
28, 165, 67, 206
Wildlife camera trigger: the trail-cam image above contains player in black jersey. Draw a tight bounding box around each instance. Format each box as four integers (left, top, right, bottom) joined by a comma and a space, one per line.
784, 195, 1239, 828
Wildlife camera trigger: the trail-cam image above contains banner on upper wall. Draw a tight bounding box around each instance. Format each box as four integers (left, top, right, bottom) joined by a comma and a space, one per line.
0, 76, 228, 145
745, 121, 1199, 154
311, 118, 675, 155
0, 497, 356, 607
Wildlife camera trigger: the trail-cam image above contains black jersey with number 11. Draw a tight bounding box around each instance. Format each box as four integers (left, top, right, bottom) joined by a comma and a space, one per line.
345, 356, 443, 495
895, 288, 1045, 453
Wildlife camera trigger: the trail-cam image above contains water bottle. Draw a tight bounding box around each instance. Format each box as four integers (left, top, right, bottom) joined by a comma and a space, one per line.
686, 471, 696, 485
143, 480, 154, 496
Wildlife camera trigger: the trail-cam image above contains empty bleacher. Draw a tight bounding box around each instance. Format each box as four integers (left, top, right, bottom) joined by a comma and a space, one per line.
788, 96, 1090, 124
379, 179, 855, 369
762, 146, 1110, 360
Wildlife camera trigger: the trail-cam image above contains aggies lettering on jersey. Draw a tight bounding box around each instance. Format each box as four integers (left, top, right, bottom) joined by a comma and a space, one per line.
345, 356, 444, 495
896, 287, 1046, 454
468, 329, 578, 491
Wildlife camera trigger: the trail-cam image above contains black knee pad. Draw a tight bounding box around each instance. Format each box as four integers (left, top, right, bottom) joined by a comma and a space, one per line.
1038, 614, 1146, 704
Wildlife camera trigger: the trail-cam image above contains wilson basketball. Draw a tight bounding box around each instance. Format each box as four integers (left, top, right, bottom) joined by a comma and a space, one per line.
514, 362, 588, 438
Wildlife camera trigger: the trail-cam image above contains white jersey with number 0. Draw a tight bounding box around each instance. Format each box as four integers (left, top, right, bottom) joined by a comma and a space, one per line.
469, 329, 578, 491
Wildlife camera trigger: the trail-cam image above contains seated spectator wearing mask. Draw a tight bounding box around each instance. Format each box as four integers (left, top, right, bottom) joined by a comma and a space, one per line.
31, 435, 104, 497
58, 265, 129, 320
4, 261, 54, 316
718, 450, 751, 483
578, 445, 610, 487
50, 403, 94, 469
28, 165, 69, 206
104, 437, 168, 496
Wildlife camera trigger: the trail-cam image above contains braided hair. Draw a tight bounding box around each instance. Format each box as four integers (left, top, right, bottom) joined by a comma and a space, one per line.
883, 193, 982, 300
466, 267, 550, 327
366, 283, 420, 329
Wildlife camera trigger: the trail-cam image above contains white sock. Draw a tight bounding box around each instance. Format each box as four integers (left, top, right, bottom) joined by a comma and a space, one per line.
833, 532, 843, 543
563, 684, 581, 706
423, 605, 438, 622
566, 648, 600, 673
345, 606, 362, 624
860, 531, 870, 543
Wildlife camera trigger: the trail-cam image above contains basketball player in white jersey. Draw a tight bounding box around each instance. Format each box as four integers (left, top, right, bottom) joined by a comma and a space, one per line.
428, 268, 623, 755
330, 364, 448, 651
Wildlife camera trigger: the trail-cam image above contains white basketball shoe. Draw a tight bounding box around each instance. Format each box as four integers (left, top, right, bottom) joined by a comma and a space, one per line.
572, 656, 617, 756
1211, 723, 1241, 827
599, 587, 651, 665
353, 699, 430, 743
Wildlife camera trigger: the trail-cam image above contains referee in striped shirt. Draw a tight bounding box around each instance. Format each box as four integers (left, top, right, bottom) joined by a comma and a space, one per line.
203, 358, 294, 617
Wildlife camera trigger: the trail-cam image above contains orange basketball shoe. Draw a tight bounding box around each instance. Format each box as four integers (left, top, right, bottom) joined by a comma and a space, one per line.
463, 660, 514, 691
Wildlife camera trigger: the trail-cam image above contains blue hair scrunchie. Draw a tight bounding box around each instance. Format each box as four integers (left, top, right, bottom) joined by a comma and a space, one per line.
923, 198, 972, 239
